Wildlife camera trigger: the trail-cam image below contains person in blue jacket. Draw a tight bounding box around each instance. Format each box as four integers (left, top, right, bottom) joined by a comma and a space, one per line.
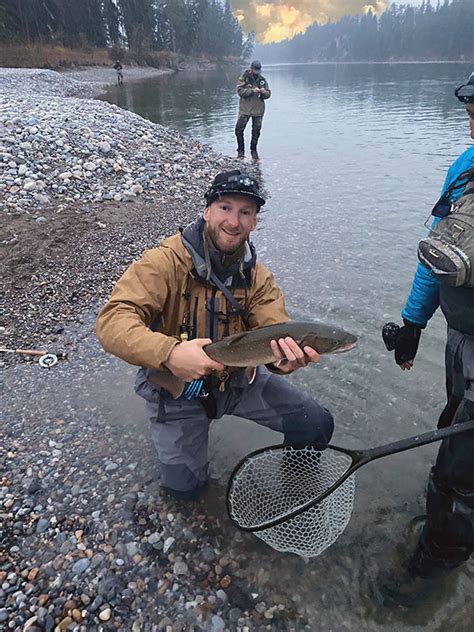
382, 73, 474, 607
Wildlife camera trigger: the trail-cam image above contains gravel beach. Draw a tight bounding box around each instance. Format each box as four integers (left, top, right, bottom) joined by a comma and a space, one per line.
1, 68, 307, 631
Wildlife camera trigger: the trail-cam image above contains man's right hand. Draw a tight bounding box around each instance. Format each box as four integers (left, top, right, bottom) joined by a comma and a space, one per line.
164, 338, 225, 382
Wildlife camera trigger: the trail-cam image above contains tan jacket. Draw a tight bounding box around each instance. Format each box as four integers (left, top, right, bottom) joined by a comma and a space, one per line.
237, 71, 271, 117
96, 232, 289, 372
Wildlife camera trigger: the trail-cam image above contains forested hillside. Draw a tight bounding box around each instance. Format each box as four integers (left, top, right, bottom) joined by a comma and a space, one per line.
0, 0, 249, 59
256, 0, 474, 63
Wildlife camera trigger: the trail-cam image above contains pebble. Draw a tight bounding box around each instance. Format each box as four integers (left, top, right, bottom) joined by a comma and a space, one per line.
71, 559, 90, 575
173, 560, 188, 575
99, 607, 111, 621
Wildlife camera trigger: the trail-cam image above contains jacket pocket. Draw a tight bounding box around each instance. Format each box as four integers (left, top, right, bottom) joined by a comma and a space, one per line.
134, 367, 161, 404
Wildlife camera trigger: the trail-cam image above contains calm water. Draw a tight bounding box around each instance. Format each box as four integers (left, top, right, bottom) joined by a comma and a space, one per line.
100, 63, 473, 630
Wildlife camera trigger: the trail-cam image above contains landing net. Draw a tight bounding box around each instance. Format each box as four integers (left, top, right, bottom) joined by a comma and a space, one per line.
227, 446, 355, 558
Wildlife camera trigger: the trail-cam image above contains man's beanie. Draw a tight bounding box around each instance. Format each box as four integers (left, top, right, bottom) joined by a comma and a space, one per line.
204, 170, 265, 209
455, 72, 474, 103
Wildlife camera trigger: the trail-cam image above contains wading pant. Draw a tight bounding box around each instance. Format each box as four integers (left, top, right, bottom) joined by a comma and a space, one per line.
135, 367, 333, 499
235, 115, 263, 153
413, 328, 474, 575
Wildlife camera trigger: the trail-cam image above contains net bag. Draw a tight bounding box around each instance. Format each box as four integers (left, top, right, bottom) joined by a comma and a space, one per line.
227, 446, 355, 558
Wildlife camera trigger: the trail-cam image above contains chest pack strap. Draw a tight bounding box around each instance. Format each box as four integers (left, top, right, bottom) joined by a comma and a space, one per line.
208, 269, 247, 317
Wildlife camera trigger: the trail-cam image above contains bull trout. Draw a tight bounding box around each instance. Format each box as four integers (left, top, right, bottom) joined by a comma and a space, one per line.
204, 321, 357, 365
148, 321, 357, 399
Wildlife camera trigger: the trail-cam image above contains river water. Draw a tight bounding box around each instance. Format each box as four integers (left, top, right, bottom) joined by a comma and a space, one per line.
99, 63, 473, 630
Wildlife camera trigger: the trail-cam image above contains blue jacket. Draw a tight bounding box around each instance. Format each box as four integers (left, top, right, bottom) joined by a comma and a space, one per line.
402, 145, 474, 327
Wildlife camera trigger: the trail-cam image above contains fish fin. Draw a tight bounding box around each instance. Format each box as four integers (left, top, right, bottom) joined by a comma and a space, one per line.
220, 331, 249, 346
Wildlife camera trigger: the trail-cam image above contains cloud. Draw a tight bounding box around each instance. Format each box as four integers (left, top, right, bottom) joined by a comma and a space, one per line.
231, 0, 388, 44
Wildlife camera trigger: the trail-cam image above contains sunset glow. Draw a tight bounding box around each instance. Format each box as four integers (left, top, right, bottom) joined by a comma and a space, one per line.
231, 0, 388, 44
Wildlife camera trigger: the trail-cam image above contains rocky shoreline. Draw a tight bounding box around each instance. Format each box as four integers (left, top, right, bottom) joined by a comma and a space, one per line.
1, 68, 308, 632
1, 66, 245, 350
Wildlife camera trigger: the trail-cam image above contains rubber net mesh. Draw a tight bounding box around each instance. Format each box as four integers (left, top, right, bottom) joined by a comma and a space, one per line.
228, 446, 355, 558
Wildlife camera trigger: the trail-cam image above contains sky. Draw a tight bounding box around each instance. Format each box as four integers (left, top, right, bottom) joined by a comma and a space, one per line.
231, 1, 424, 44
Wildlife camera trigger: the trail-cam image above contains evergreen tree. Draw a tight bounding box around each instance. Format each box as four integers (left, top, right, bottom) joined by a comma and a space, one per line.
255, 0, 474, 63
0, 0, 248, 58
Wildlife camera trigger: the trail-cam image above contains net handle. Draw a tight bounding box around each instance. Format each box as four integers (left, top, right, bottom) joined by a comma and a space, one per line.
226, 420, 474, 532
358, 419, 474, 464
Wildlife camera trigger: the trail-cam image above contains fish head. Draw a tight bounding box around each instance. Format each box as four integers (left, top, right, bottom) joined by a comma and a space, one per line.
300, 327, 358, 355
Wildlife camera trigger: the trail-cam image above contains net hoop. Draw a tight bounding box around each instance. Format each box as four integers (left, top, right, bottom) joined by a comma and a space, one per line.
226, 445, 356, 557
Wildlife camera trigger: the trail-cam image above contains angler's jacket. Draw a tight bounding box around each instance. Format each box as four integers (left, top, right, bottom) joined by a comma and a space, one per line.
96, 221, 288, 372
237, 70, 271, 117
402, 145, 474, 334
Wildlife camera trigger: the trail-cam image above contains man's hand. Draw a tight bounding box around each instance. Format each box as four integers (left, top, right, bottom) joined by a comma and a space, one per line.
164, 339, 224, 382
382, 320, 422, 371
270, 337, 320, 374
394, 320, 422, 371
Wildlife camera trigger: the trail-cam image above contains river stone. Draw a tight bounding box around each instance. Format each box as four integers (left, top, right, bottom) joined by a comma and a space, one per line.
99, 141, 111, 153
71, 558, 90, 575
173, 560, 188, 575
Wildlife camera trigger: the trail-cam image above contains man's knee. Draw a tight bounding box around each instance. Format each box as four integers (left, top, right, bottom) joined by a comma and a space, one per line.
235, 116, 248, 133
252, 117, 262, 135
283, 399, 334, 447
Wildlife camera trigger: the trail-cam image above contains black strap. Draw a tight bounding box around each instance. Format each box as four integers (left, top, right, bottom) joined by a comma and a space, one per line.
208, 270, 247, 317
437, 166, 474, 203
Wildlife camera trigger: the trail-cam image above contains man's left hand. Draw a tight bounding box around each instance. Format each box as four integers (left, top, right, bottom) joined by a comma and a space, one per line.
270, 337, 320, 373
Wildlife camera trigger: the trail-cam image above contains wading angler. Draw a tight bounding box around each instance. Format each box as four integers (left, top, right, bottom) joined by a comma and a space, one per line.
381, 72, 474, 608
235, 60, 271, 161
96, 170, 334, 500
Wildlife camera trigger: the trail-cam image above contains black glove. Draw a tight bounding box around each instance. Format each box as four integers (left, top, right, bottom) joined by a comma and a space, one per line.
382, 319, 422, 365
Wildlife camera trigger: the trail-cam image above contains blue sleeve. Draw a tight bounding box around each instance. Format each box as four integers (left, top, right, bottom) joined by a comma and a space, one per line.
440, 146, 474, 198
402, 262, 440, 327
401, 146, 474, 327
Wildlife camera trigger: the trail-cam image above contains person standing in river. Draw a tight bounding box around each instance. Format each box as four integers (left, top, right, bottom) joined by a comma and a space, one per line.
381, 72, 474, 607
96, 169, 333, 501
113, 60, 123, 85
235, 60, 271, 160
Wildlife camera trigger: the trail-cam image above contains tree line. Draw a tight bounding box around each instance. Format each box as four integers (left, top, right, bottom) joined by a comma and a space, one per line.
255, 0, 474, 63
0, 0, 251, 58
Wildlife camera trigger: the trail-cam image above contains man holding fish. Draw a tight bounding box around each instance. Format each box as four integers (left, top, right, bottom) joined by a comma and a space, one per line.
96, 170, 355, 500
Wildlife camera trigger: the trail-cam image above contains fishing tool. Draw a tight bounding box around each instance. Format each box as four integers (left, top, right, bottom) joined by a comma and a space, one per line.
38, 354, 58, 368
184, 378, 205, 399
226, 420, 474, 558
0, 347, 67, 368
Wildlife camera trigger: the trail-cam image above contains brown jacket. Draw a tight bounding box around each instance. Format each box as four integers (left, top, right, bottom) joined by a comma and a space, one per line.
96, 232, 289, 372
237, 70, 271, 117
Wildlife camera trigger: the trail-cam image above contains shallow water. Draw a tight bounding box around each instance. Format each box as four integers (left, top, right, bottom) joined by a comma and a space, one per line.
99, 62, 474, 629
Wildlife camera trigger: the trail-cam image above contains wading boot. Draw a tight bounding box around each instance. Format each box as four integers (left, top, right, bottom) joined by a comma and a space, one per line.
237, 150, 245, 159
377, 524, 458, 608
378, 564, 440, 608
251, 149, 259, 161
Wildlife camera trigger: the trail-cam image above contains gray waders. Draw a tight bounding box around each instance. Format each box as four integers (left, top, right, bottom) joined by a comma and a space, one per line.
412, 327, 474, 574
135, 366, 334, 500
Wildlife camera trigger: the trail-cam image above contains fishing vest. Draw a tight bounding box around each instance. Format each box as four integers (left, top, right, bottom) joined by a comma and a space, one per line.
418, 167, 474, 335
418, 167, 474, 287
